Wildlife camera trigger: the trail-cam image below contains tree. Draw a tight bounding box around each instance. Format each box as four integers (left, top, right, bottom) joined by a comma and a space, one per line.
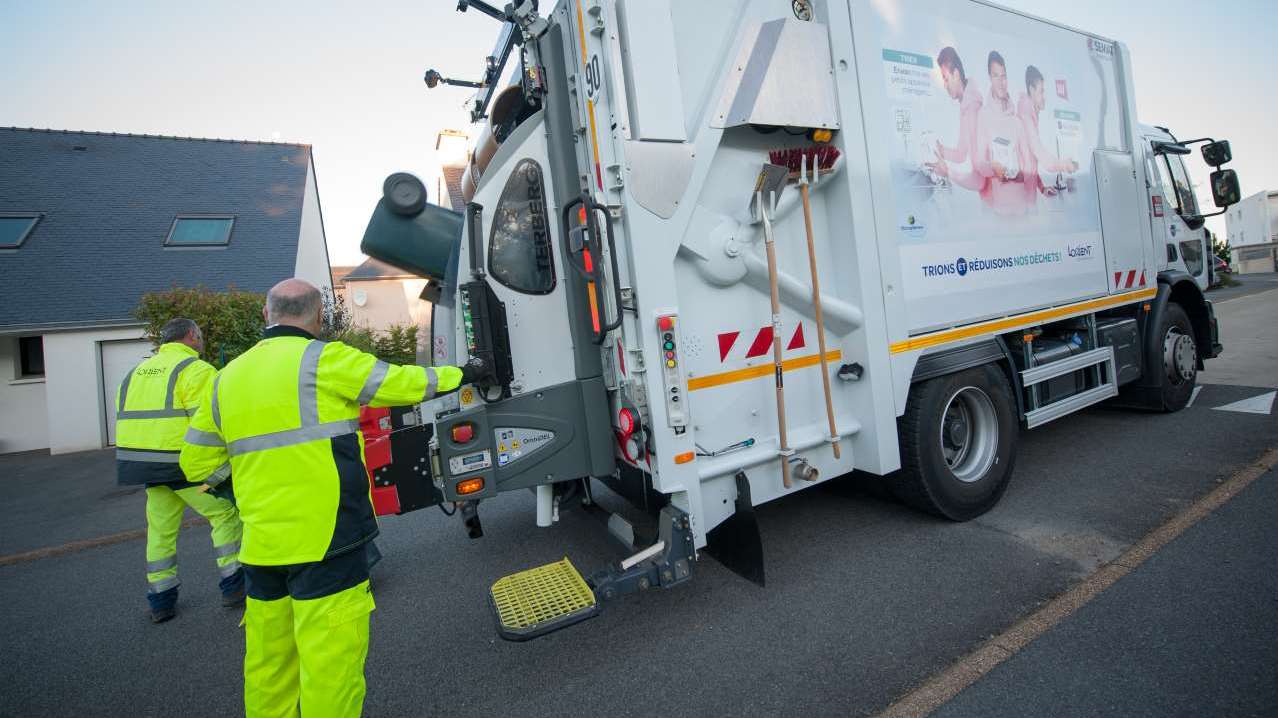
134, 286, 265, 367
1211, 231, 1231, 264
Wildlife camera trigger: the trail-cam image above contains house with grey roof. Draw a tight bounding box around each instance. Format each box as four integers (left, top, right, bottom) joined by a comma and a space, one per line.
342, 257, 430, 340
0, 127, 333, 454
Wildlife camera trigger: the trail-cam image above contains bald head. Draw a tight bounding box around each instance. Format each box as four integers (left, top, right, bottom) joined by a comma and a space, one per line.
265, 278, 323, 335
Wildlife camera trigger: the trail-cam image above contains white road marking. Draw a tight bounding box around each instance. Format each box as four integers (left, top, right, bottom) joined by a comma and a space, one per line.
1212, 390, 1276, 415
1186, 385, 1202, 408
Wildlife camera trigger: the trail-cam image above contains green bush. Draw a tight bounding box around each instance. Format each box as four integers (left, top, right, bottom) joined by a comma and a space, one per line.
134, 286, 266, 367
136, 286, 419, 366
335, 324, 419, 365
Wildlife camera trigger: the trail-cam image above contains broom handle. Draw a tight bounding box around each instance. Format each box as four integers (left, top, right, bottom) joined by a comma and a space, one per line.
800, 183, 841, 460
762, 214, 791, 489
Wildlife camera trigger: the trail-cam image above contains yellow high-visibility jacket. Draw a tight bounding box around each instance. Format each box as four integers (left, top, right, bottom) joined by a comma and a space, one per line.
180, 325, 462, 566
116, 342, 216, 486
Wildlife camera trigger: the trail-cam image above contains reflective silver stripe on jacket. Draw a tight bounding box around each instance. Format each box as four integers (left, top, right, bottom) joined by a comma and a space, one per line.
146, 555, 178, 573
357, 360, 390, 404
227, 419, 360, 457
219, 561, 243, 577
422, 366, 439, 401
116, 449, 182, 463
205, 462, 231, 488
117, 356, 199, 420
184, 427, 226, 447
214, 541, 241, 558
210, 375, 223, 431
298, 340, 326, 427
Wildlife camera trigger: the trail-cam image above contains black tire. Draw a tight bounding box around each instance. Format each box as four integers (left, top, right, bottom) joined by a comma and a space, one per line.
891, 364, 1018, 521
1156, 302, 1197, 412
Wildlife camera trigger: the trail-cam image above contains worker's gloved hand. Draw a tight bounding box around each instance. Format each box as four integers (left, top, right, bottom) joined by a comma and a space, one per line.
460, 356, 491, 385
206, 479, 236, 506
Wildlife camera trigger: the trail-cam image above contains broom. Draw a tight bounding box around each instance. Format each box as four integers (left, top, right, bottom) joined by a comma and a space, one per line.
767, 145, 843, 461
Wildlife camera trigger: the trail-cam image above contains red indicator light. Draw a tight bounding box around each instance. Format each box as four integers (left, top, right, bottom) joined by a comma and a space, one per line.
618, 408, 636, 434
658, 316, 674, 331
451, 423, 475, 444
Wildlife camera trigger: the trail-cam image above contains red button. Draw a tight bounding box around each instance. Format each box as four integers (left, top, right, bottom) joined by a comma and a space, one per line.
657, 316, 674, 331
451, 423, 475, 444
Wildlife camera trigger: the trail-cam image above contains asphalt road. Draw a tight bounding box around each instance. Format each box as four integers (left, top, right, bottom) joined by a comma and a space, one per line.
2, 283, 1276, 718
933, 466, 1278, 718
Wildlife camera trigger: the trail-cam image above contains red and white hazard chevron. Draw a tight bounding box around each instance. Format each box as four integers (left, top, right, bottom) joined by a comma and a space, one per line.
717, 323, 807, 363
1113, 269, 1147, 290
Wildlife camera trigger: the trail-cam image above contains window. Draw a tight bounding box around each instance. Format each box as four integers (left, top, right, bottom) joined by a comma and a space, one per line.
165, 216, 234, 246
488, 159, 555, 294
18, 336, 44, 378
0, 214, 41, 249
1162, 156, 1199, 217
1147, 157, 1177, 211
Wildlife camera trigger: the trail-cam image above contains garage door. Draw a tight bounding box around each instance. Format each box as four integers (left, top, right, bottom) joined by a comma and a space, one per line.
100, 340, 155, 446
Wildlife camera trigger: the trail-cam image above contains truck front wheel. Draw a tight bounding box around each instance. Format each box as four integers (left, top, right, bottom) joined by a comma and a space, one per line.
1157, 302, 1197, 412
892, 364, 1018, 521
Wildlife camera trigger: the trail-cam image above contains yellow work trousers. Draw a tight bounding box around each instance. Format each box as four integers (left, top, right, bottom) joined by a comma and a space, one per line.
145, 485, 242, 594
244, 580, 376, 718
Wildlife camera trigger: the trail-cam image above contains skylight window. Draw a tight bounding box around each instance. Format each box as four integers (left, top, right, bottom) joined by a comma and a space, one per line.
0, 214, 41, 249
165, 216, 235, 246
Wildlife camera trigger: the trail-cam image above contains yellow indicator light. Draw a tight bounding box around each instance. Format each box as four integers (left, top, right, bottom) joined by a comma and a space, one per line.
460, 387, 475, 404
810, 128, 834, 143
674, 451, 694, 465
457, 477, 485, 495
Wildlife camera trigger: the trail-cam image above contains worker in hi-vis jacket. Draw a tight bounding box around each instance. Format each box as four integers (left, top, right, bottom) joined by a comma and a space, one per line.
181, 278, 486, 718
115, 317, 244, 623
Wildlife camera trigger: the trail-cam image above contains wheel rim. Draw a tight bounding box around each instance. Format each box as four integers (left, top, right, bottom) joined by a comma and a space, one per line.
1163, 327, 1197, 385
939, 386, 999, 483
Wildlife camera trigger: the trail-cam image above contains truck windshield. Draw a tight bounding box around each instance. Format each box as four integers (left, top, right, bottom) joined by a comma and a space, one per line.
1162, 154, 1200, 217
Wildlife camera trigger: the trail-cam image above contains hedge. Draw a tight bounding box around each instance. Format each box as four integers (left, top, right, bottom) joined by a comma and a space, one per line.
135, 285, 420, 367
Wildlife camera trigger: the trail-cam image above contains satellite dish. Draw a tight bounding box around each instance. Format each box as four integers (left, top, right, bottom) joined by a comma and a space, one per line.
353, 289, 368, 307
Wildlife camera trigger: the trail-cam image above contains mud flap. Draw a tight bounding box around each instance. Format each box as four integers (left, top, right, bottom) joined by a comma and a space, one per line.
705, 471, 766, 586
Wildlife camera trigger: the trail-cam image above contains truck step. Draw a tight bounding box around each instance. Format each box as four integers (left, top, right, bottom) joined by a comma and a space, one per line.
488, 557, 599, 641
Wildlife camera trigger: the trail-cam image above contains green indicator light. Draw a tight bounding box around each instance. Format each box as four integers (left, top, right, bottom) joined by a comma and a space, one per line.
664, 342, 674, 351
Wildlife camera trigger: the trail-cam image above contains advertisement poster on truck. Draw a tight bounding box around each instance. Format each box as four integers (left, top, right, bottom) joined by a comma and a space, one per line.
863, 0, 1127, 333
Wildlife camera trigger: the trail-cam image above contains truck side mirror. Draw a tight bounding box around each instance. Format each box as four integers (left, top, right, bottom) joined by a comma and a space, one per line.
1201, 140, 1231, 167
1210, 169, 1240, 208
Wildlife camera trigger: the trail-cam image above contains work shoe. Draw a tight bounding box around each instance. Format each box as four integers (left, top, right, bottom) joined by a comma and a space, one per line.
221, 588, 246, 608
151, 606, 177, 624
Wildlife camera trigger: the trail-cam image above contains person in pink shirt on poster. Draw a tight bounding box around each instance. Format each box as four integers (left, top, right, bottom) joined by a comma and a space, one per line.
1018, 65, 1079, 205
971, 51, 1033, 217
930, 46, 986, 191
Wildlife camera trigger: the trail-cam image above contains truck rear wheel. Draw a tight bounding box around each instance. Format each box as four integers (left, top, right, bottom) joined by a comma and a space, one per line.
893, 364, 1018, 521
1157, 302, 1197, 412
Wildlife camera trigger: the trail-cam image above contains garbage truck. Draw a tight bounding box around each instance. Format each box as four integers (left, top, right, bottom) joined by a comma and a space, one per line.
359, 0, 1242, 640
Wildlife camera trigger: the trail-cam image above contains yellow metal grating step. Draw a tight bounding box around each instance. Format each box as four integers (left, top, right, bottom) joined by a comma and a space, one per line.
488, 557, 599, 641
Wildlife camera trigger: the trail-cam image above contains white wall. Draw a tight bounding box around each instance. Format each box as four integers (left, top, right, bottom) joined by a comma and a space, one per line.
0, 337, 50, 453
295, 156, 335, 294
43, 326, 147, 455
1225, 191, 1268, 248
346, 279, 430, 331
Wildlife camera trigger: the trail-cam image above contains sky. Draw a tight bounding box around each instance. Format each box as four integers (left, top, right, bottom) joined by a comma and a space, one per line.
2, 0, 1274, 265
